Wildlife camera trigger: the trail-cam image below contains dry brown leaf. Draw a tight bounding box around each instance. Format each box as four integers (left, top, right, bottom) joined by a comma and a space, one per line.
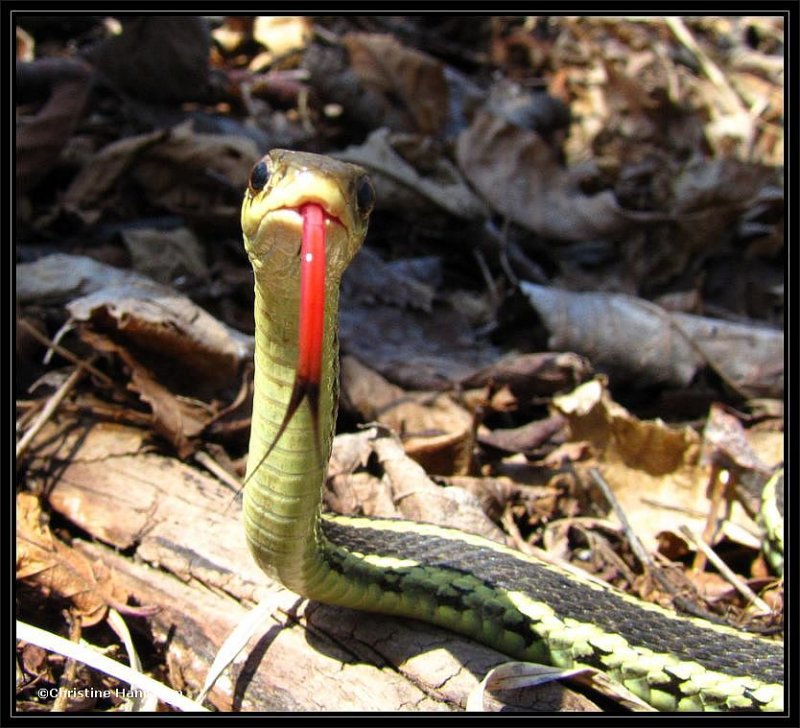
319, 427, 505, 542
47, 260, 251, 390
62, 121, 260, 225
89, 17, 210, 104
550, 379, 757, 551
456, 109, 652, 241
17, 253, 142, 304
342, 33, 449, 135
369, 427, 507, 544
344, 246, 436, 314
341, 356, 473, 476
700, 404, 781, 521
668, 157, 778, 253
326, 470, 397, 520
340, 354, 407, 421
460, 352, 593, 405
120, 226, 208, 285
17, 255, 252, 387
16, 58, 93, 193
340, 247, 497, 388
16, 492, 131, 627
336, 127, 488, 219
77, 329, 208, 458
521, 282, 784, 397
702, 404, 772, 473
326, 432, 396, 517
554, 380, 701, 473
478, 415, 566, 456
253, 16, 312, 56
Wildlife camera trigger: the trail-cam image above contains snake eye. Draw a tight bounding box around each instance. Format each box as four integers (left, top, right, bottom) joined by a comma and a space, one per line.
249, 160, 270, 192
355, 175, 375, 217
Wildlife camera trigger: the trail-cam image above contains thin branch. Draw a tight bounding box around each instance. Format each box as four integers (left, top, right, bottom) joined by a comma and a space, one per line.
678, 525, 772, 615
16, 362, 92, 462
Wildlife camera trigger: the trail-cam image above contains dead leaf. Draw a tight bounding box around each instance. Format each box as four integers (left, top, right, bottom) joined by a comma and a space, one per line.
326, 432, 392, 516
702, 404, 772, 473
62, 121, 260, 225
521, 282, 784, 397
89, 17, 211, 104
550, 379, 741, 551
16, 492, 131, 627
302, 42, 388, 131
341, 356, 473, 476
344, 246, 436, 313
342, 33, 449, 135
456, 109, 655, 241
17, 253, 141, 305
31, 255, 253, 390
700, 404, 779, 519
340, 248, 498, 388
478, 415, 566, 456
74, 329, 209, 458
337, 127, 488, 219
16, 58, 93, 193
121, 227, 208, 285
369, 427, 507, 543
461, 352, 593, 405
668, 157, 778, 253
253, 16, 312, 57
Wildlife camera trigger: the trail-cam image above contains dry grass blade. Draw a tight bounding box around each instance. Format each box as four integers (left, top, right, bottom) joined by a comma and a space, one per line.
466, 660, 654, 712
16, 620, 207, 712
196, 597, 279, 704
106, 609, 159, 711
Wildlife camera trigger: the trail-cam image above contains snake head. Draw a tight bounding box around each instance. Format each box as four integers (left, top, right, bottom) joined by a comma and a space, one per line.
241, 149, 373, 277
242, 149, 374, 476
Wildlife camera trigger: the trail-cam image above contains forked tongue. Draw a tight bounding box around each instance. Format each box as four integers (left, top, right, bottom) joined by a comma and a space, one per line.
296, 202, 326, 462
298, 203, 326, 391
243, 202, 328, 486
281, 203, 326, 464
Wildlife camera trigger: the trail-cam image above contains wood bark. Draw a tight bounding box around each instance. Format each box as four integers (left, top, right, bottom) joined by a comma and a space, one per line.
22, 419, 598, 712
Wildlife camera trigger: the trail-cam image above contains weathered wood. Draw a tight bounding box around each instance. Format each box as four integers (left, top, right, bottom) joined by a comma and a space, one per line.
24, 419, 598, 712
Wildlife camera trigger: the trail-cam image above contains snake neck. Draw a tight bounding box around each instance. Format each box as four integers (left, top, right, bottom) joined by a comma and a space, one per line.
243, 274, 339, 590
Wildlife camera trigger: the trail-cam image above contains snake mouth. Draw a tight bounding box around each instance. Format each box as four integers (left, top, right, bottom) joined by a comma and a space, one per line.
278, 198, 347, 231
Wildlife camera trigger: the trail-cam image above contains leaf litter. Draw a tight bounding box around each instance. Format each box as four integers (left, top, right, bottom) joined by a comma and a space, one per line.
16, 15, 784, 712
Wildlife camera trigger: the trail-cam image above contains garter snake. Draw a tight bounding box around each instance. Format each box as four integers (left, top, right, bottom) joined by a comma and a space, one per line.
241, 149, 784, 712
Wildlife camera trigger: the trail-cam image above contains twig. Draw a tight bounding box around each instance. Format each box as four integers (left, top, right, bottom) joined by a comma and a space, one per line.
18, 318, 114, 388
16, 361, 93, 462
665, 17, 745, 115
51, 613, 81, 712
589, 468, 653, 570
693, 464, 729, 572
678, 525, 772, 615
471, 246, 500, 306
193, 450, 241, 493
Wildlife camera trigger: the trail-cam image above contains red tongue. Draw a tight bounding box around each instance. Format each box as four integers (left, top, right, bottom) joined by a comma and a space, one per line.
243, 203, 328, 479
299, 203, 326, 386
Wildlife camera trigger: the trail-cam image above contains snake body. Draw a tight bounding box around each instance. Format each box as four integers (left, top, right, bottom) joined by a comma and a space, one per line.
241, 150, 784, 712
